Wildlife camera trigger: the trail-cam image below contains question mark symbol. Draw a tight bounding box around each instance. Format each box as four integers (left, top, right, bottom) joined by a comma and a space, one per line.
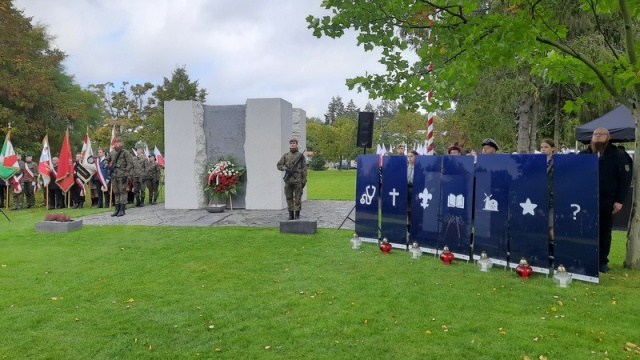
570, 204, 581, 220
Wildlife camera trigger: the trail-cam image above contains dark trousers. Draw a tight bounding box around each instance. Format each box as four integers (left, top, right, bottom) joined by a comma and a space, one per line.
48, 188, 64, 209
598, 196, 615, 265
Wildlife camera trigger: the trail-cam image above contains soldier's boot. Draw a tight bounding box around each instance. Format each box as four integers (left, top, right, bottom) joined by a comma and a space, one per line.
117, 204, 126, 217
294, 211, 300, 219
78, 201, 84, 209
139, 196, 145, 207
153, 194, 159, 204
111, 204, 120, 217
288, 211, 294, 220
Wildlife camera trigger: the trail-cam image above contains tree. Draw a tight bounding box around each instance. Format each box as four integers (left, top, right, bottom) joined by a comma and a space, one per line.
145, 65, 208, 151
308, 1, 640, 268
344, 99, 360, 120
0, 0, 101, 153
324, 96, 345, 124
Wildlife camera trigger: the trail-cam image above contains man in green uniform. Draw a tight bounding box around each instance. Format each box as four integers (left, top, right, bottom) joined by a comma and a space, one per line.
103, 138, 134, 217
145, 154, 161, 205
276, 138, 307, 220
132, 147, 148, 207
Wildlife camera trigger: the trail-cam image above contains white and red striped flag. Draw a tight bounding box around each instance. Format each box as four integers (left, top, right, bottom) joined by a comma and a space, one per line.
154, 146, 165, 167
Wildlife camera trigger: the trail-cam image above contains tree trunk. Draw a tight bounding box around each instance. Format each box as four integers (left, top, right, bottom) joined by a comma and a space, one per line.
515, 96, 535, 153
624, 107, 640, 269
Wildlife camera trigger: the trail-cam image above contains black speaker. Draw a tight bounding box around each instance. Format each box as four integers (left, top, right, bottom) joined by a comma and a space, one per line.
356, 112, 375, 148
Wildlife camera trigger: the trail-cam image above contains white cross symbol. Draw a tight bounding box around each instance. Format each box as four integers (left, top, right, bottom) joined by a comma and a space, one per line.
389, 188, 399, 206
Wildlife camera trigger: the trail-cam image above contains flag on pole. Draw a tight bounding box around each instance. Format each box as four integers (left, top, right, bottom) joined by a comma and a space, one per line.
75, 132, 97, 196
38, 135, 54, 187
56, 130, 75, 193
109, 123, 117, 152
144, 144, 150, 159
0, 131, 19, 181
154, 146, 165, 167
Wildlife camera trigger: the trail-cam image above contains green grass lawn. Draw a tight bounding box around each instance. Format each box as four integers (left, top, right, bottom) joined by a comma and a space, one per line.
1, 171, 639, 359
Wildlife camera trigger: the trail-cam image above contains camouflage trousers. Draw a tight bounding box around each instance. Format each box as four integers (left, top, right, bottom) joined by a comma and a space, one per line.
133, 177, 146, 202
112, 177, 130, 205
284, 182, 303, 211
146, 179, 159, 203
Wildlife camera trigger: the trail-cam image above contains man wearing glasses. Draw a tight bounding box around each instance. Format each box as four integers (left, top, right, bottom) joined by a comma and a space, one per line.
580, 127, 632, 273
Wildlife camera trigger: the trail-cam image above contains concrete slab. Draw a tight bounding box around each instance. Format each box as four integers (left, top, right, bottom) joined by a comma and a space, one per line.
279, 220, 317, 234
36, 219, 83, 233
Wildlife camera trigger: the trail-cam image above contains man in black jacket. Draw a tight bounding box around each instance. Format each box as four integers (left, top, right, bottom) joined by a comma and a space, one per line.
580, 128, 632, 273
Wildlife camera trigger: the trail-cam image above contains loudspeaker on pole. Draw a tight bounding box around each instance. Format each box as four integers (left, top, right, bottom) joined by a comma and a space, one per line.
356, 112, 375, 149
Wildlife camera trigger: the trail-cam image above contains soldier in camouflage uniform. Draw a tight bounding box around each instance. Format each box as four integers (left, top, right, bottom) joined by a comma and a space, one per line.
132, 147, 148, 207
145, 154, 161, 205
276, 138, 307, 220
22, 154, 38, 208
103, 138, 134, 217
11, 153, 25, 210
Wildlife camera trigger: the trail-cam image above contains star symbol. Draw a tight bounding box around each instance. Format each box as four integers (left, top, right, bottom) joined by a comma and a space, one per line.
520, 198, 537, 216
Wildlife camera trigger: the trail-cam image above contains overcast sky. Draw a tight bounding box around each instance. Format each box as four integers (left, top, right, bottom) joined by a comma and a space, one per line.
14, 0, 385, 119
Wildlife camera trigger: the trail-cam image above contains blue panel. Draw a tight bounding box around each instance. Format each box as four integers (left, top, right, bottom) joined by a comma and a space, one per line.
381, 156, 408, 245
553, 154, 599, 280
355, 155, 380, 239
508, 154, 550, 270
439, 156, 475, 257
409, 155, 443, 250
473, 155, 510, 263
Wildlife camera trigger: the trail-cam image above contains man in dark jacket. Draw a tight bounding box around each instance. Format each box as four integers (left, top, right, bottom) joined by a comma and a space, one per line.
580, 127, 632, 273
276, 138, 307, 220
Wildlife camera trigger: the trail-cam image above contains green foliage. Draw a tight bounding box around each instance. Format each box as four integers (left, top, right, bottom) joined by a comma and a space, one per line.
0, 2, 102, 153
309, 152, 327, 171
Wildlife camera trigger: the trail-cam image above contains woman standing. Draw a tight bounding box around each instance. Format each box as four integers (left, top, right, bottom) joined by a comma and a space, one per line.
540, 139, 555, 263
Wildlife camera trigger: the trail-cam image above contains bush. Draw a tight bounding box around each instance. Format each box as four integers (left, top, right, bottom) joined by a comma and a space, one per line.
309, 153, 326, 171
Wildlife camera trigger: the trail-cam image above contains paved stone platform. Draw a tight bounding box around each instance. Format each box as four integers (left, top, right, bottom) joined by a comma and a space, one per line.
79, 200, 355, 230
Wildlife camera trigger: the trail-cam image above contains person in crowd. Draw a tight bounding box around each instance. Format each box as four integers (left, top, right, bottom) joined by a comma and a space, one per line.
103, 138, 134, 217
579, 128, 632, 273
407, 150, 418, 233
540, 138, 556, 263
132, 147, 148, 207
146, 154, 161, 205
0, 178, 5, 208
48, 157, 64, 209
276, 138, 307, 220
481, 138, 499, 154
92, 148, 110, 208
395, 143, 406, 155
71, 153, 85, 209
21, 153, 38, 209
448, 145, 462, 155
11, 153, 25, 210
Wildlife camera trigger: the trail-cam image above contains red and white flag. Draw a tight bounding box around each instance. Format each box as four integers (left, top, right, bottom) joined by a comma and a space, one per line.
38, 134, 54, 187
154, 146, 165, 167
56, 130, 75, 193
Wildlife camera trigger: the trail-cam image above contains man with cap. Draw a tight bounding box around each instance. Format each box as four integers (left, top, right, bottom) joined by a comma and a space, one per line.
447, 145, 462, 155
277, 138, 307, 220
103, 137, 134, 217
145, 154, 161, 205
481, 138, 499, 154
21, 153, 38, 208
579, 127, 632, 273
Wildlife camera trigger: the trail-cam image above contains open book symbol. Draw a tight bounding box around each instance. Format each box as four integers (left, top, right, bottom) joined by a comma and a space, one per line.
447, 194, 464, 209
